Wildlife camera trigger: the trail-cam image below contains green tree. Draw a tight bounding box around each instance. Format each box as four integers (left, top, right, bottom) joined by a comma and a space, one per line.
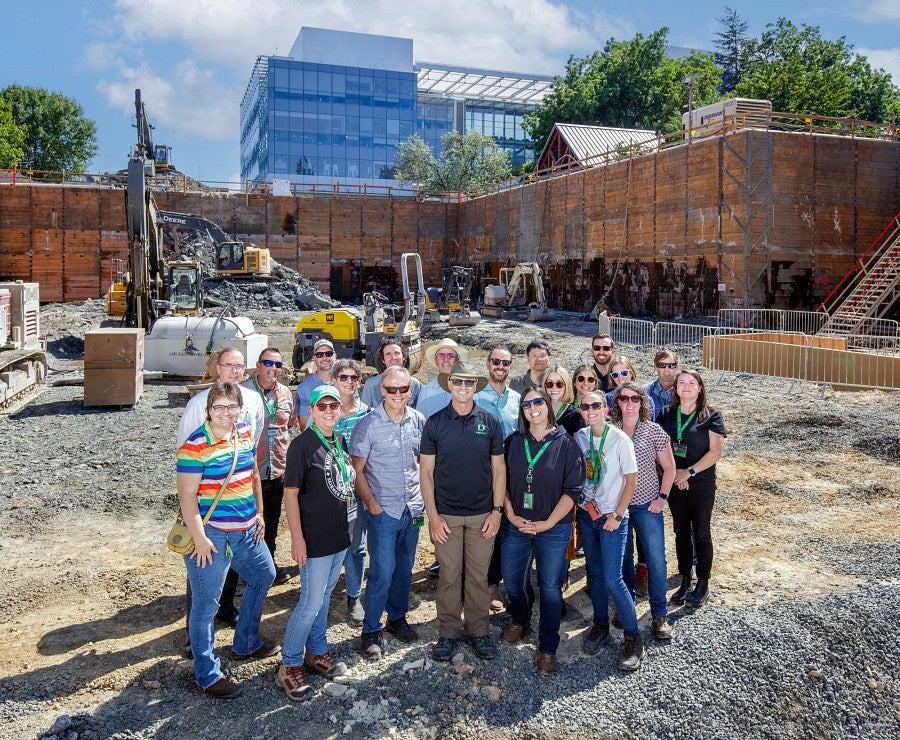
0, 99, 27, 167
714, 7, 751, 92
0, 85, 97, 172
735, 19, 900, 121
523, 29, 722, 153
394, 131, 511, 192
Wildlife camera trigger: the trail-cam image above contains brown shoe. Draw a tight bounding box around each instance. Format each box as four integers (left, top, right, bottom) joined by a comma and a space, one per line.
537, 653, 556, 676
201, 676, 241, 699
276, 663, 312, 701
230, 640, 280, 661
502, 623, 531, 645
304, 651, 347, 678
652, 615, 673, 640
582, 622, 610, 656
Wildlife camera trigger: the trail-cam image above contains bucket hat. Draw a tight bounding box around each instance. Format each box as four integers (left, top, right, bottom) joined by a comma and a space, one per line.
438, 360, 488, 393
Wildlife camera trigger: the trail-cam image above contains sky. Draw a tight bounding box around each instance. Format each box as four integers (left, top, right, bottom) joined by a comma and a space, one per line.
3, 0, 900, 186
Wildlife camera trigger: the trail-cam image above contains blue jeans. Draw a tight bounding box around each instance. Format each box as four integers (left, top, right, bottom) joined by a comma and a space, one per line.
282, 548, 347, 666
501, 518, 571, 654
622, 502, 668, 618
184, 523, 275, 688
344, 495, 369, 599
363, 507, 420, 634
576, 508, 639, 636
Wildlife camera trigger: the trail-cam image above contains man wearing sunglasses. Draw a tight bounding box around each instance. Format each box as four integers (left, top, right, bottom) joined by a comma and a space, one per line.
243, 348, 298, 585
589, 333, 616, 393
350, 366, 427, 659
361, 342, 423, 408
415, 338, 465, 419
295, 339, 337, 429
420, 361, 506, 663
644, 350, 679, 421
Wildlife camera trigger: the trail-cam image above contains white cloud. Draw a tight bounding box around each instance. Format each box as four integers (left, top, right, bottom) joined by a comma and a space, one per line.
856, 1, 900, 22
857, 47, 900, 82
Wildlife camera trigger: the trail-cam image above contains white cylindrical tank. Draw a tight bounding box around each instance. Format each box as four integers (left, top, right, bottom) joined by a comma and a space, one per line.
144, 315, 268, 376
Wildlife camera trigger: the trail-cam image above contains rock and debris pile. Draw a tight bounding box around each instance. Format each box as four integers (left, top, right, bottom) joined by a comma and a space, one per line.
171, 233, 339, 312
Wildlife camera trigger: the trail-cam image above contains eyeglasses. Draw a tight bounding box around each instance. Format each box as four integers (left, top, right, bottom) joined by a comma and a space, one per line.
544, 380, 565, 389
337, 374, 359, 382
490, 358, 512, 367
436, 352, 457, 360
383, 385, 410, 395
313, 350, 335, 358
575, 375, 597, 384
580, 401, 605, 411
449, 378, 477, 387
218, 363, 245, 371
592, 345, 613, 352
618, 395, 642, 404
610, 370, 630, 379
656, 362, 677, 369
314, 401, 340, 411
259, 359, 283, 368
211, 403, 241, 413
522, 398, 546, 409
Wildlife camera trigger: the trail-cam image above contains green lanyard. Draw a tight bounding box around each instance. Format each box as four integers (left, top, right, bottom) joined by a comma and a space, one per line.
252, 378, 278, 419
311, 424, 350, 491
554, 403, 567, 421
676, 408, 696, 444
624, 419, 640, 442
589, 423, 610, 483
524, 437, 554, 488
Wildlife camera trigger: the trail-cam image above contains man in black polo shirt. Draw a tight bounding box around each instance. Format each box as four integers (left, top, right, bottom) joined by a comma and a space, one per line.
420, 360, 506, 662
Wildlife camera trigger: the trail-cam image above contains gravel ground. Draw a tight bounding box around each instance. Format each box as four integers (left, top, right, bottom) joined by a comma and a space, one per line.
0, 303, 897, 739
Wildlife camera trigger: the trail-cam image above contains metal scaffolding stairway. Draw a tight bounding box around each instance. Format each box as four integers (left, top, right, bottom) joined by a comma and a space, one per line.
818, 213, 900, 335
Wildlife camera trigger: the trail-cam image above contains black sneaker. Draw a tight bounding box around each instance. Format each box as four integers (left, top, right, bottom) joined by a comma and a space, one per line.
582, 622, 610, 656
347, 595, 365, 624
431, 637, 457, 661
274, 566, 296, 585
470, 635, 498, 660
385, 617, 418, 643
359, 630, 383, 660
215, 608, 238, 629
427, 561, 440, 578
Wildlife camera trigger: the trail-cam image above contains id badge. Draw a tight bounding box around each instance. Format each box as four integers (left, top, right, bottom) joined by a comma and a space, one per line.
412, 516, 425, 529
346, 496, 358, 524
585, 500, 602, 521
673, 442, 688, 458
523, 492, 534, 510
266, 425, 279, 477
585, 458, 594, 480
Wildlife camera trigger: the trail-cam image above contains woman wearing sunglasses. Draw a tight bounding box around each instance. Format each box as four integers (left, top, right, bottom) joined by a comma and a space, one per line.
540, 364, 586, 437
604, 357, 656, 421
657, 370, 725, 609
609, 381, 676, 641
501, 389, 584, 676
572, 364, 599, 407
331, 358, 371, 625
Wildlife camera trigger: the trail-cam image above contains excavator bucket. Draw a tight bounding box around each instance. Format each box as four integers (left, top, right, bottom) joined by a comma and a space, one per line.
448, 309, 482, 327
528, 305, 556, 322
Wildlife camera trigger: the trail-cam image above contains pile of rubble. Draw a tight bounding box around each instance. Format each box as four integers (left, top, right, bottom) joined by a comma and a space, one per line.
170, 234, 340, 312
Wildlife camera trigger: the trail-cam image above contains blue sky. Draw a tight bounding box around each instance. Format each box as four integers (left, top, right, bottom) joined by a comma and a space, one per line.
3, 1, 899, 185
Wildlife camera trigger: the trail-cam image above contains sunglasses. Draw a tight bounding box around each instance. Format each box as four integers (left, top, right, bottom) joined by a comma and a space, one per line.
544, 380, 565, 389
337, 373, 359, 382
313, 350, 335, 358
656, 362, 677, 369
618, 395, 642, 404
575, 375, 596, 384
449, 378, 477, 387
436, 352, 457, 360
211, 403, 241, 413
522, 398, 546, 409
218, 363, 245, 371
490, 358, 512, 367
314, 401, 340, 411
610, 370, 630, 379
592, 345, 613, 352
383, 385, 410, 395
580, 401, 605, 411
260, 359, 283, 368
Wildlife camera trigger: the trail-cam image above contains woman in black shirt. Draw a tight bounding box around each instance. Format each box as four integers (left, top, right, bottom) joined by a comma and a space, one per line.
657, 369, 725, 608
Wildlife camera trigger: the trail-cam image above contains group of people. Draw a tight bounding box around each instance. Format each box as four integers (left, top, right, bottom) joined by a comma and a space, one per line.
174, 332, 725, 700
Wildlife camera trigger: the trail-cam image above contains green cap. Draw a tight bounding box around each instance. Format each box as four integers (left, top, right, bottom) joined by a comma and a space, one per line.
309, 384, 340, 405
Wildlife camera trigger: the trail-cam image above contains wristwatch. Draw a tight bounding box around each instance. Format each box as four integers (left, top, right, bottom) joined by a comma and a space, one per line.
491, 505, 505, 514
613, 512, 623, 522
658, 492, 669, 501
688, 467, 697, 477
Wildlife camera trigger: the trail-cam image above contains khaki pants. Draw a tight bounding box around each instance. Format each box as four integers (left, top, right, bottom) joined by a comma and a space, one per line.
433, 513, 494, 639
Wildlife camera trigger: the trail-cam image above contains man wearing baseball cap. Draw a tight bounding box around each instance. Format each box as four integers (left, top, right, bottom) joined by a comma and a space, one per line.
295, 339, 337, 428
420, 360, 506, 663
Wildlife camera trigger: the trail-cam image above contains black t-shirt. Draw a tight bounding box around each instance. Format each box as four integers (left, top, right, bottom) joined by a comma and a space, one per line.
657, 406, 726, 484
420, 403, 505, 516
504, 426, 585, 522
284, 428, 355, 558
592, 364, 613, 393
556, 403, 587, 436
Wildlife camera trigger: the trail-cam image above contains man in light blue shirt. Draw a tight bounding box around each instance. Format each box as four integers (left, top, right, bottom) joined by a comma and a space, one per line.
294, 338, 336, 428
643, 349, 679, 421
361, 341, 422, 408
474, 346, 520, 440
350, 366, 426, 660
415, 338, 465, 418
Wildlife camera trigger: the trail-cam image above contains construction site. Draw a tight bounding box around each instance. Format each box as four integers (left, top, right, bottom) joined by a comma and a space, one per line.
0, 104, 898, 738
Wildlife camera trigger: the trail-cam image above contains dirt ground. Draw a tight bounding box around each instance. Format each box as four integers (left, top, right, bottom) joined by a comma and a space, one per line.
0, 303, 898, 738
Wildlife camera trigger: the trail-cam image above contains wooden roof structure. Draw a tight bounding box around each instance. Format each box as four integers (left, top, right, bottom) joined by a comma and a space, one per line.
536, 123, 659, 171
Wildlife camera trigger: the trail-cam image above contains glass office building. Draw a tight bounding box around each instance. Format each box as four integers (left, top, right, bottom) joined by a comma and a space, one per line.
240, 28, 554, 188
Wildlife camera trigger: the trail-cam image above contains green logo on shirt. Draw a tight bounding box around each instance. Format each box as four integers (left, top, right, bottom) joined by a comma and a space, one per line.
476, 422, 488, 435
